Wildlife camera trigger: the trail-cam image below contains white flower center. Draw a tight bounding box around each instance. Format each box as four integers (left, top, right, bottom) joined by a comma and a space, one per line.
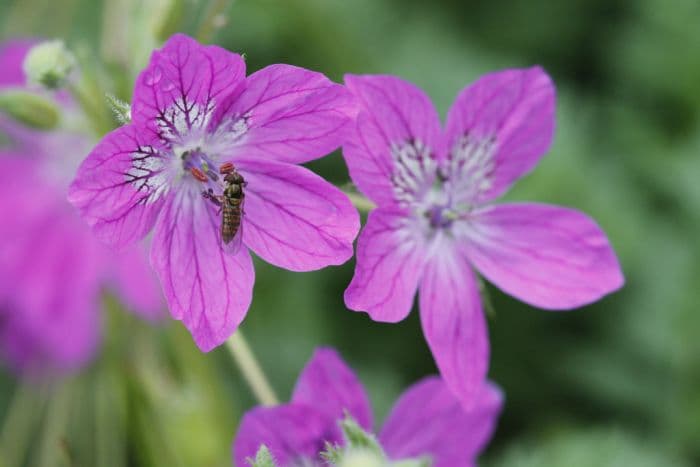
389, 133, 497, 236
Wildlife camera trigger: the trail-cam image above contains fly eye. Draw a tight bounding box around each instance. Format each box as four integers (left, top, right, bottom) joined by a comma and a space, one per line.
219, 162, 234, 174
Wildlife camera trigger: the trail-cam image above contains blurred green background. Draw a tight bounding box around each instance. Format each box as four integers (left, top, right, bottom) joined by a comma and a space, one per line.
1, 0, 699, 466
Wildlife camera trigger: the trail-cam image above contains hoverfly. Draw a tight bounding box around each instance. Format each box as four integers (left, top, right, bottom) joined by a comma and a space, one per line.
200, 162, 246, 252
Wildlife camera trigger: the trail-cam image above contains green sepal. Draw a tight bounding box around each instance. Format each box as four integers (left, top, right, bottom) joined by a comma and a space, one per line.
340, 415, 384, 456
105, 93, 131, 125
321, 441, 344, 464
247, 445, 277, 467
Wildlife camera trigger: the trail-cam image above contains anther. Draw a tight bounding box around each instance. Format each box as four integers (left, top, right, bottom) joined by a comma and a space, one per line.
206, 169, 219, 182
190, 167, 208, 182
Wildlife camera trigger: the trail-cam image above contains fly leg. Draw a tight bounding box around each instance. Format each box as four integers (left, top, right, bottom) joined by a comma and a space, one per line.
202, 188, 224, 213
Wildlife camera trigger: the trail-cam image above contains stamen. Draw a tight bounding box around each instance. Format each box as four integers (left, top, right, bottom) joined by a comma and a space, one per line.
426, 205, 454, 229
190, 167, 208, 182
206, 169, 219, 182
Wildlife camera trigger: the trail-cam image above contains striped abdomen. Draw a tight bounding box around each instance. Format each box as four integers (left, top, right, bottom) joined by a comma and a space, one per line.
222, 196, 243, 243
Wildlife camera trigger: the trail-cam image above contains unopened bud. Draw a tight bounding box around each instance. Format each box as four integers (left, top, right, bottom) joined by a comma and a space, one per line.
23, 40, 76, 90
0, 90, 60, 130
338, 449, 386, 467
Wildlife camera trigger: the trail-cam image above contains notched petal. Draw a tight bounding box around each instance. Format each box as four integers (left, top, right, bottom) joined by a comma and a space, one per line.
68, 124, 169, 248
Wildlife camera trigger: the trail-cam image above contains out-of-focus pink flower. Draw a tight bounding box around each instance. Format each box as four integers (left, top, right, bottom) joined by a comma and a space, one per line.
342, 70, 624, 408
0, 40, 163, 375
69, 34, 359, 351
233, 348, 502, 467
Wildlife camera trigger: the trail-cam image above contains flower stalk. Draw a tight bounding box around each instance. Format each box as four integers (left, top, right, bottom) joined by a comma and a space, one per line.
226, 331, 279, 406
344, 191, 375, 213
0, 383, 48, 467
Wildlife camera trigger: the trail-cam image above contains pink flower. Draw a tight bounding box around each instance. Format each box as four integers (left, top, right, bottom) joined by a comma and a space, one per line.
0, 40, 163, 375
233, 348, 502, 467
69, 34, 359, 351
342, 69, 624, 408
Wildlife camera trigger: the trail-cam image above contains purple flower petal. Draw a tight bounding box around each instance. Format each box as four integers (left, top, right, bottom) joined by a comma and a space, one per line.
462, 202, 624, 309
150, 187, 254, 351
419, 249, 490, 409
222, 64, 353, 164
444, 67, 555, 204
236, 158, 359, 271
380, 377, 503, 467
291, 348, 373, 432
131, 33, 246, 137
343, 74, 444, 207
0, 39, 34, 87
344, 208, 426, 322
68, 124, 170, 248
0, 292, 100, 374
109, 244, 164, 321
233, 405, 332, 467
0, 195, 102, 373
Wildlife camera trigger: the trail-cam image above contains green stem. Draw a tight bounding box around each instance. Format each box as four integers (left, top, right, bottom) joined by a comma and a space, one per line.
0, 382, 47, 467
226, 331, 278, 406
344, 191, 376, 212
36, 380, 73, 467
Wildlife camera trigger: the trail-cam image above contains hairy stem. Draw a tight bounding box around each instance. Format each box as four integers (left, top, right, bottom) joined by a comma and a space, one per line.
226, 331, 278, 406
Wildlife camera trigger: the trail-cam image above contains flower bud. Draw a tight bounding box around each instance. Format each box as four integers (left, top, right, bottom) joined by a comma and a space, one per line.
338, 449, 386, 467
0, 90, 60, 130
22, 40, 76, 90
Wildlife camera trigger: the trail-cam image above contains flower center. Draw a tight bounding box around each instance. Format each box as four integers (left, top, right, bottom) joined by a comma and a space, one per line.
179, 146, 221, 183
426, 203, 457, 229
